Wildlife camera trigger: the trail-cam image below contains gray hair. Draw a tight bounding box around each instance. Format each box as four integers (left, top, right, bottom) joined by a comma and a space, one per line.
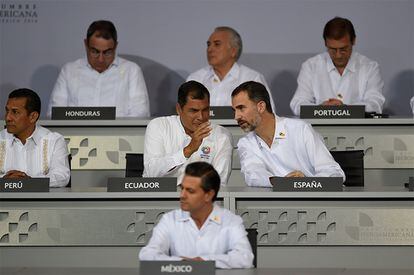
214, 26, 243, 61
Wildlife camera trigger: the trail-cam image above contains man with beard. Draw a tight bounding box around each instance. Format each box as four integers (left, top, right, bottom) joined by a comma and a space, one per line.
143, 81, 233, 185
290, 17, 385, 116
232, 81, 344, 187
139, 162, 253, 269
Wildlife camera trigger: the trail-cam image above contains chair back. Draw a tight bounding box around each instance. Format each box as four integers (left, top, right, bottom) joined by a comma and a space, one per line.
246, 228, 258, 267
330, 150, 364, 186
125, 153, 144, 177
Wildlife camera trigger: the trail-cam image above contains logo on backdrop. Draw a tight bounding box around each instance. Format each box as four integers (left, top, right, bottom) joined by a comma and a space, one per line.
0, 2, 38, 24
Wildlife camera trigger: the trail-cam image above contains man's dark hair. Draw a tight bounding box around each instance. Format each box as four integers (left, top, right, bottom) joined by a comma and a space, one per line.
323, 17, 356, 43
177, 81, 210, 108
184, 162, 220, 202
231, 81, 273, 113
8, 88, 41, 117
86, 20, 118, 44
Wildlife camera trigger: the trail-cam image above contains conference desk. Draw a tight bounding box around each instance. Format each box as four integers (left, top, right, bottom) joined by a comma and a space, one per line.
1, 186, 413, 269
2, 117, 412, 188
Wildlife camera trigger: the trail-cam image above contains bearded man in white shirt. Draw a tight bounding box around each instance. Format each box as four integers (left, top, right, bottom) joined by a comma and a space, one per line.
232, 81, 345, 187
143, 81, 233, 185
187, 26, 275, 110
290, 17, 385, 116
139, 161, 254, 269
47, 20, 150, 118
1, 89, 70, 187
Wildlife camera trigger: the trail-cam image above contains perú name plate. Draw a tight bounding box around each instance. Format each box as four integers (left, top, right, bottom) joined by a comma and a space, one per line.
107, 177, 177, 192
270, 177, 343, 192
300, 105, 365, 119
0, 178, 50, 192
51, 107, 116, 120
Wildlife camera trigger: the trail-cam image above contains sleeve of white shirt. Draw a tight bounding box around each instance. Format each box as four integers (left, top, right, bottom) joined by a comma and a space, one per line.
255, 73, 276, 113
143, 119, 187, 177
290, 61, 316, 116
139, 214, 182, 261
237, 138, 273, 187
199, 215, 254, 269
47, 66, 70, 117
127, 64, 150, 117
212, 127, 233, 185
303, 124, 345, 181
353, 62, 385, 113
47, 134, 71, 187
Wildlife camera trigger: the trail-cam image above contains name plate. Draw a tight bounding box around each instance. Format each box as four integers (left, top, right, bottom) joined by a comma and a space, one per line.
107, 177, 177, 192
140, 261, 215, 275
270, 177, 343, 192
209, 106, 234, 119
0, 178, 49, 192
51, 107, 116, 120
300, 105, 365, 119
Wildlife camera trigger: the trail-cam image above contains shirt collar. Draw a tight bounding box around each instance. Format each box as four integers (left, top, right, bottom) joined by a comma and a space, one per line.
208, 62, 240, 81
175, 115, 189, 136
12, 125, 40, 145
326, 52, 356, 74
254, 115, 286, 149
178, 204, 222, 225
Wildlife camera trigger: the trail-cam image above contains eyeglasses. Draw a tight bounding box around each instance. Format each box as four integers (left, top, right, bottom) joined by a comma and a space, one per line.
88, 47, 115, 58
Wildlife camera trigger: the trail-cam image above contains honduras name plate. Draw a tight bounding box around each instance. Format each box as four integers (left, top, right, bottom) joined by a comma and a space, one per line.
209, 106, 234, 119
300, 105, 365, 119
0, 178, 50, 192
51, 107, 116, 120
270, 177, 343, 192
140, 261, 215, 275
107, 177, 177, 192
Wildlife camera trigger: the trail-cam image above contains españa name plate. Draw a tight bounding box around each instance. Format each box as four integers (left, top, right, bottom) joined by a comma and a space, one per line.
300, 105, 365, 119
209, 106, 234, 119
0, 178, 50, 192
140, 261, 215, 275
107, 177, 177, 192
270, 177, 343, 192
51, 107, 116, 120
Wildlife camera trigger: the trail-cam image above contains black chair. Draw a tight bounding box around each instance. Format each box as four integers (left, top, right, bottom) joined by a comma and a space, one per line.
125, 153, 144, 177
246, 228, 258, 268
67, 154, 72, 187
330, 150, 364, 186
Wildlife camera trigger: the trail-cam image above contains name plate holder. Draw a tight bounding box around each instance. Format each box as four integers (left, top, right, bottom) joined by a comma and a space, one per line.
300, 105, 365, 119
107, 177, 177, 192
270, 177, 343, 192
0, 178, 50, 192
140, 261, 215, 275
51, 107, 116, 120
209, 106, 234, 119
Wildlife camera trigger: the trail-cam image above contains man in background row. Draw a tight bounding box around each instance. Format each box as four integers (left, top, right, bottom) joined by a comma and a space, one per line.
143, 81, 233, 185
233, 81, 344, 187
2, 89, 70, 187
290, 17, 385, 116
47, 20, 150, 118
187, 26, 275, 111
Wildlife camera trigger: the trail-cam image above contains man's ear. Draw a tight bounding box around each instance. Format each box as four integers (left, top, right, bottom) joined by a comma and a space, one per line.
176, 103, 182, 115
29, 111, 39, 123
257, 101, 266, 113
84, 38, 88, 49
204, 189, 215, 202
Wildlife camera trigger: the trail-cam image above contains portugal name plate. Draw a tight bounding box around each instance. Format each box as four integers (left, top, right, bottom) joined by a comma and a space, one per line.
300, 105, 365, 119
209, 106, 234, 119
107, 177, 177, 192
51, 107, 116, 120
270, 177, 343, 192
0, 178, 50, 192
140, 261, 215, 275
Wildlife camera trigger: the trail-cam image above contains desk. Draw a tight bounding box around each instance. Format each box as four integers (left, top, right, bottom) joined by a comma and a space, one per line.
1, 186, 413, 269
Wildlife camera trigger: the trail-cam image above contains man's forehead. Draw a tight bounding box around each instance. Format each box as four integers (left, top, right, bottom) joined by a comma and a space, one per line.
182, 175, 202, 187
6, 97, 27, 108
209, 30, 229, 41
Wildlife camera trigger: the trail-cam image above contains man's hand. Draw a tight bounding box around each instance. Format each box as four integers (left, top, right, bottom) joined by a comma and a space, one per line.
181, 256, 204, 261
285, 170, 305, 177
3, 170, 30, 179
321, 98, 343, 106
183, 121, 212, 158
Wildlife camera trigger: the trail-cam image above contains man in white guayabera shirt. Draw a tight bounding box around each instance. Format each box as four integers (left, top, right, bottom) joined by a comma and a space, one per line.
139, 162, 253, 269
1, 89, 70, 187
143, 81, 233, 185
290, 17, 385, 116
187, 26, 275, 111
47, 20, 150, 118
232, 81, 345, 187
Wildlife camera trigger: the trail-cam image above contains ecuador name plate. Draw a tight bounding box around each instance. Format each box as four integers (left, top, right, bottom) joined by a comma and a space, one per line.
270, 177, 343, 192
300, 105, 365, 119
51, 107, 116, 120
209, 106, 234, 119
140, 261, 215, 275
107, 177, 177, 192
0, 178, 49, 192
